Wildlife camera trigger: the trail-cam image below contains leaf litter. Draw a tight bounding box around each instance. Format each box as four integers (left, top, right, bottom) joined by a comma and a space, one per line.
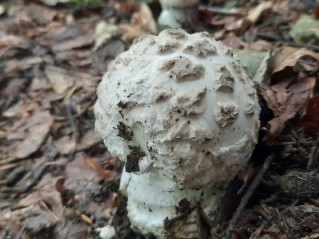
0, 0, 319, 239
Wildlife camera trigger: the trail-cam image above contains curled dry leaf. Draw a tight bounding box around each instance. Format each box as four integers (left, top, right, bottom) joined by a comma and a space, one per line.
45, 65, 75, 94
0, 35, 30, 57
119, 3, 157, 42
14, 111, 54, 159
4, 57, 42, 75
260, 78, 314, 144
269, 46, 319, 76
226, 1, 272, 31
54, 130, 102, 155
93, 21, 118, 51
51, 33, 94, 52
298, 95, 319, 133
26, 4, 57, 25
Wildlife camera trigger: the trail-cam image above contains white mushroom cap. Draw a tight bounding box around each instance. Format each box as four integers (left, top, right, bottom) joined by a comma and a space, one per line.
159, 0, 199, 8
94, 29, 260, 189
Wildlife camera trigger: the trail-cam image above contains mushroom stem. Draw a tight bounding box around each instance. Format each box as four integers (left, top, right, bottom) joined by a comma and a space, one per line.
158, 0, 200, 28
120, 169, 223, 238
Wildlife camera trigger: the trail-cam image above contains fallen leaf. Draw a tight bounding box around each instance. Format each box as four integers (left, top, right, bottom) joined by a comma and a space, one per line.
0, 4, 5, 16
226, 1, 272, 31
4, 57, 42, 74
51, 33, 94, 52
77, 130, 102, 152
54, 218, 89, 239
45, 66, 75, 94
290, 14, 319, 44
40, 0, 70, 6
246, 1, 272, 23
39, 24, 85, 44
55, 50, 93, 68
298, 95, 319, 133
54, 130, 102, 155
119, 3, 156, 42
261, 78, 313, 144
93, 21, 118, 51
12, 174, 64, 234
0, 35, 30, 57
269, 46, 319, 75
54, 135, 76, 155
233, 49, 271, 82
14, 111, 54, 159
26, 4, 57, 25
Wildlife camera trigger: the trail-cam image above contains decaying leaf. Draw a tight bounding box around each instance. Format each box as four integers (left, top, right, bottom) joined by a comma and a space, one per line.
226, 1, 272, 31
54, 130, 102, 155
4, 57, 42, 74
298, 95, 319, 133
51, 33, 94, 52
119, 3, 156, 42
290, 14, 319, 44
261, 78, 314, 144
40, 0, 70, 6
26, 4, 57, 25
14, 111, 54, 159
45, 66, 75, 94
269, 47, 319, 76
93, 21, 118, 51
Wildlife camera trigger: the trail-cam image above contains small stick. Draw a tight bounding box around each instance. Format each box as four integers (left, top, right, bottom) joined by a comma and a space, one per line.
307, 136, 319, 170
223, 154, 274, 239
199, 5, 246, 15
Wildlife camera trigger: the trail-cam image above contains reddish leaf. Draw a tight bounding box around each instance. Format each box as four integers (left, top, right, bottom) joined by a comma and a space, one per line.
298, 96, 319, 133
260, 78, 312, 144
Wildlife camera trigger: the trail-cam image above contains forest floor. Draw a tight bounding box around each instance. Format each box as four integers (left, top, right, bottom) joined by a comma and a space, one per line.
1, 0, 319, 238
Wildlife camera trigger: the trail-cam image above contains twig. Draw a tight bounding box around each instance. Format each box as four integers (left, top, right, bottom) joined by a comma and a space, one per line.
75, 94, 97, 119
65, 99, 78, 159
307, 136, 319, 170
199, 5, 246, 15
223, 154, 274, 239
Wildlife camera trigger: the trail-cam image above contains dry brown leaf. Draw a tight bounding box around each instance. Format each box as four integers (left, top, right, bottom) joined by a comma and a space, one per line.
15, 173, 64, 231
298, 95, 319, 133
269, 47, 319, 75
261, 78, 313, 144
4, 57, 42, 74
226, 1, 272, 31
84, 157, 114, 180
54, 130, 102, 155
26, 4, 57, 25
51, 33, 94, 52
246, 1, 272, 23
45, 65, 75, 94
55, 50, 92, 68
77, 130, 102, 152
54, 135, 76, 155
119, 3, 156, 42
93, 21, 118, 51
14, 111, 54, 159
0, 35, 30, 57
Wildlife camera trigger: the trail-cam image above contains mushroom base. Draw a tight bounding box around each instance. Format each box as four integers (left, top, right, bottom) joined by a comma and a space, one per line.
158, 5, 198, 29
120, 169, 224, 238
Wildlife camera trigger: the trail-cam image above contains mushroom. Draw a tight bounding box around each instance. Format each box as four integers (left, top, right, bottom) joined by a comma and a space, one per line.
94, 29, 260, 238
158, 0, 200, 28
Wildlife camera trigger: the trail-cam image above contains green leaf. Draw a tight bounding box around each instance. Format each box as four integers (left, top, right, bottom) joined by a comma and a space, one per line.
289, 14, 319, 44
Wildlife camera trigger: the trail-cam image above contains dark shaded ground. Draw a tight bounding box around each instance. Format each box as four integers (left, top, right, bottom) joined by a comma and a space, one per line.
0, 0, 319, 238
